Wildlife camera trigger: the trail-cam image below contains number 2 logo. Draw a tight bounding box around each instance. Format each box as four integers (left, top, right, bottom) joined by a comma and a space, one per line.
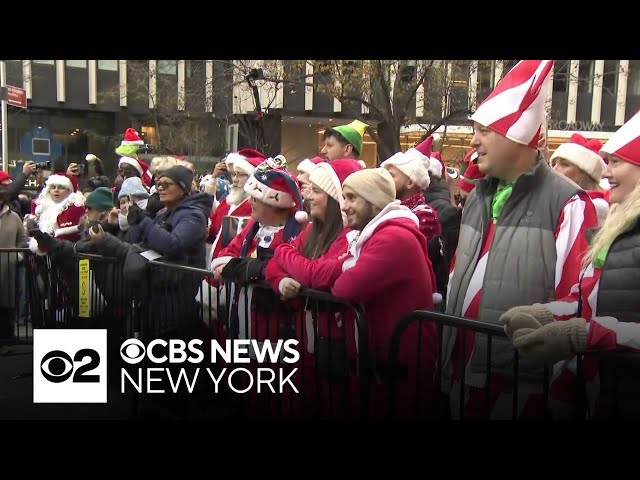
40, 349, 101, 383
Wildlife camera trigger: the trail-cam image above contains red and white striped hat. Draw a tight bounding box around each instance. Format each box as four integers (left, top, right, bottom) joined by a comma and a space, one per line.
600, 109, 640, 166
471, 60, 554, 149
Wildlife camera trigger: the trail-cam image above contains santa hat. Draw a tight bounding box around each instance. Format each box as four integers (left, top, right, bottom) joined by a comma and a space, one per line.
414, 136, 445, 179
550, 133, 606, 182
119, 156, 152, 187
0, 171, 12, 184
331, 120, 369, 155
380, 146, 432, 190
471, 60, 554, 149
120, 128, 144, 146
600, 108, 640, 167
297, 156, 324, 176
45, 172, 78, 192
230, 148, 266, 176
457, 162, 485, 193
243, 160, 307, 248
309, 159, 364, 223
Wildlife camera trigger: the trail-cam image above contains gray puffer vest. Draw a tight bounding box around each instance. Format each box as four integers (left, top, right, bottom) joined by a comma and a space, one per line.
444, 155, 583, 380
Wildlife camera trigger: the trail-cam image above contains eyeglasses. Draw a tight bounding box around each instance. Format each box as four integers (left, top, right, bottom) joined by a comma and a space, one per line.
156, 181, 176, 191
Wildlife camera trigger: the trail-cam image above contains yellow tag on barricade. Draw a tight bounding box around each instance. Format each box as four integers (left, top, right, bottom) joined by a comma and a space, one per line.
79, 258, 91, 318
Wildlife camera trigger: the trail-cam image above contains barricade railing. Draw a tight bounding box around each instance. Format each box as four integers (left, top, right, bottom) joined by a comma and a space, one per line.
0, 248, 32, 345
387, 309, 640, 420
29, 254, 372, 420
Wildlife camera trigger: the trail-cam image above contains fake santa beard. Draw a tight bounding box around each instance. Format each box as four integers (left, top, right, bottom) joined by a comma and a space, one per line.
226, 186, 248, 206
35, 196, 71, 234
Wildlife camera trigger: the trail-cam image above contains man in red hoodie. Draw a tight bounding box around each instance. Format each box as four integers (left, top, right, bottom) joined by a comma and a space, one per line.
312, 167, 440, 417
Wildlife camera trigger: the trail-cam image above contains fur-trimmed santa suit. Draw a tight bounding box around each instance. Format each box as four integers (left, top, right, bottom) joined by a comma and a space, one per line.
29, 173, 85, 253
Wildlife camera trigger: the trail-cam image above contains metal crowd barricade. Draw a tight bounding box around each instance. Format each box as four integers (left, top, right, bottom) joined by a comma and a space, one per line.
387, 309, 640, 420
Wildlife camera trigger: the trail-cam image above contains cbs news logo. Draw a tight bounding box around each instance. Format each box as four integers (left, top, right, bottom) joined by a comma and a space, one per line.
33, 330, 107, 403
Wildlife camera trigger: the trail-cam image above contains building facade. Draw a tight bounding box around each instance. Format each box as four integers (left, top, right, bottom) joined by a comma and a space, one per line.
2, 60, 637, 177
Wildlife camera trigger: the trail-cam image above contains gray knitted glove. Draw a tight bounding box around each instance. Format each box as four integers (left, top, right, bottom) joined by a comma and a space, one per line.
512, 318, 588, 365
499, 303, 555, 340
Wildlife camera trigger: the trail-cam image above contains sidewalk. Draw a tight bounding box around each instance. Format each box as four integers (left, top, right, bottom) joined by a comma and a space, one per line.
0, 344, 136, 420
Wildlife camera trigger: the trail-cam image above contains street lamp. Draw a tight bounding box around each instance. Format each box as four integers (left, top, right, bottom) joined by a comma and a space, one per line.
245, 68, 267, 153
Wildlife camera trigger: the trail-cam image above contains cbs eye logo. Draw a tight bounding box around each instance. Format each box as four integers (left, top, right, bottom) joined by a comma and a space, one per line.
40, 349, 100, 383
120, 339, 146, 364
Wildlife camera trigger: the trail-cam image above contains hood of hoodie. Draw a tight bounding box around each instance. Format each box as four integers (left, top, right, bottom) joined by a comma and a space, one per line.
344, 200, 424, 269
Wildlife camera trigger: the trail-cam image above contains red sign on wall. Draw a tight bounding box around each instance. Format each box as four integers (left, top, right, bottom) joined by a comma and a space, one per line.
7, 85, 27, 108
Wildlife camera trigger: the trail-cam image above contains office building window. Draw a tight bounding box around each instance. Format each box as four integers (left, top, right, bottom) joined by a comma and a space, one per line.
98, 60, 118, 71
33, 60, 55, 65
602, 61, 619, 96
66, 60, 87, 68
553, 60, 569, 92
578, 60, 595, 94
628, 60, 640, 96
158, 60, 177, 75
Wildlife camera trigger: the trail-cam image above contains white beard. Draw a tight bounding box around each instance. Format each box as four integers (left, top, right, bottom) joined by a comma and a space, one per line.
34, 191, 84, 235
226, 187, 248, 207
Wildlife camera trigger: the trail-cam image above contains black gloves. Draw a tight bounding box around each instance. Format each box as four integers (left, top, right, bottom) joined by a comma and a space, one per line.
221, 257, 266, 285
127, 203, 146, 226
32, 230, 56, 251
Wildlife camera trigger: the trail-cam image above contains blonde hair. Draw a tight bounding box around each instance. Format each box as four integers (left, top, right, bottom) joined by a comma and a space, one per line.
149, 156, 179, 175
585, 184, 640, 268
178, 159, 195, 171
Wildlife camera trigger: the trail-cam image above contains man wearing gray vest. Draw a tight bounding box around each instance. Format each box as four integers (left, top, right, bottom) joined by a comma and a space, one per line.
443, 60, 599, 419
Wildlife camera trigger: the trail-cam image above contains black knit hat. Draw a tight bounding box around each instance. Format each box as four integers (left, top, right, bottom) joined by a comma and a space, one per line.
158, 165, 193, 194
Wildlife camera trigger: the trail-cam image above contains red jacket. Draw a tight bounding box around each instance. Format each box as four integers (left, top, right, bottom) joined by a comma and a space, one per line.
265, 223, 351, 292
207, 198, 252, 260
308, 202, 440, 416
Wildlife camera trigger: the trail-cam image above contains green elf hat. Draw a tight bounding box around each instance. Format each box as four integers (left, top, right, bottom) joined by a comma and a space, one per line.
115, 128, 144, 158
332, 120, 369, 155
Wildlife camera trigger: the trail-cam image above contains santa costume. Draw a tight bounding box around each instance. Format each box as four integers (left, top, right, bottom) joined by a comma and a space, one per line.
380, 138, 442, 241
29, 172, 85, 253
207, 148, 266, 258
550, 133, 610, 225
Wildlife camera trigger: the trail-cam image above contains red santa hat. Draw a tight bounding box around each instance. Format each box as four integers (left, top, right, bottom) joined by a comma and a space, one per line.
0, 171, 12, 184
45, 172, 78, 192
119, 156, 152, 187
414, 135, 445, 179
600, 108, 640, 167
380, 146, 432, 189
458, 162, 485, 193
297, 156, 324, 176
244, 159, 307, 222
471, 60, 554, 149
309, 158, 364, 206
550, 133, 606, 182
121, 128, 144, 146
229, 148, 266, 176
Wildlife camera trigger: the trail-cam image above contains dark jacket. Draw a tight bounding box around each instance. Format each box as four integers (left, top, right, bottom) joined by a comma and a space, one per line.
3, 172, 30, 219
127, 192, 213, 269
424, 178, 461, 300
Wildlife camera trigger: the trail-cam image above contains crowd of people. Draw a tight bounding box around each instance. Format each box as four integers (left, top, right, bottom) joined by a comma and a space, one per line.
1, 59, 639, 418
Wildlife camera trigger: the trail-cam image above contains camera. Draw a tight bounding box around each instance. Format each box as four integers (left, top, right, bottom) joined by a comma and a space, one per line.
35, 160, 52, 170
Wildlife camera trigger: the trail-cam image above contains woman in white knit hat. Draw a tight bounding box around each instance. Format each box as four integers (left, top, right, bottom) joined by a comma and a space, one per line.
550, 133, 610, 225
500, 109, 640, 418
264, 158, 363, 417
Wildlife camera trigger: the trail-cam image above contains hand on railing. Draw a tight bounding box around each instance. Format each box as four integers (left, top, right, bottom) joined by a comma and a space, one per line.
510, 317, 588, 365
499, 303, 555, 341
279, 277, 301, 299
